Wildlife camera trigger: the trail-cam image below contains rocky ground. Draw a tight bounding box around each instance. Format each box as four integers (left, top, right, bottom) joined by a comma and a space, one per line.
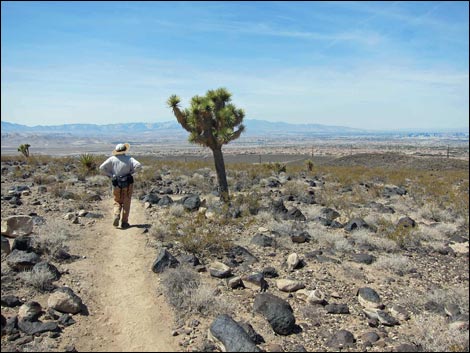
1, 151, 469, 352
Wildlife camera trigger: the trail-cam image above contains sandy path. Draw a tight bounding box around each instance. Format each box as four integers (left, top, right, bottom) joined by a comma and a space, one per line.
60, 198, 179, 352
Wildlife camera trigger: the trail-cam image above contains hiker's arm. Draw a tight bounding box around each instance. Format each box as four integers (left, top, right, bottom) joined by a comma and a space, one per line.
99, 159, 114, 177
130, 158, 142, 175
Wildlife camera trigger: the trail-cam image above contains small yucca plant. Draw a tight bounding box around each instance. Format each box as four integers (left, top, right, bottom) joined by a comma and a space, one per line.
79, 153, 97, 173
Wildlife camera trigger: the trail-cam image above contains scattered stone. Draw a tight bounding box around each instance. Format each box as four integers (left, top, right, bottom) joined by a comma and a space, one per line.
1, 236, 10, 254
357, 287, 382, 308
6, 249, 41, 271
325, 303, 350, 314
47, 287, 83, 314
1, 215, 33, 238
242, 273, 268, 292
326, 329, 355, 349
208, 314, 261, 352
209, 261, 232, 278
18, 301, 42, 321
276, 279, 305, 292
253, 293, 296, 335
151, 248, 180, 273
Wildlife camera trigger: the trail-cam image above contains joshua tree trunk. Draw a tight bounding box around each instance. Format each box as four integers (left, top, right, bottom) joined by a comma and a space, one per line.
212, 147, 229, 201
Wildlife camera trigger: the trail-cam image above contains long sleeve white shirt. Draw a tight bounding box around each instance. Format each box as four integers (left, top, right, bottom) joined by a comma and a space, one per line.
99, 155, 142, 178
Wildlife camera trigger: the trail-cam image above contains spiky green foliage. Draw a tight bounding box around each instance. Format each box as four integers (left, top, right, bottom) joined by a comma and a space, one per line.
167, 88, 245, 200
18, 144, 31, 158
79, 153, 97, 174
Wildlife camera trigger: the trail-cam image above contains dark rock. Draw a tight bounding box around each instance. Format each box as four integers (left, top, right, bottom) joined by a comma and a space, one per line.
142, 193, 161, 204
344, 218, 373, 232
326, 329, 356, 348
397, 216, 416, 228
6, 250, 41, 271
180, 194, 201, 211
238, 321, 265, 345
209, 314, 261, 352
1, 295, 22, 307
243, 273, 269, 292
253, 293, 296, 335
11, 236, 36, 252
177, 253, 200, 267
351, 253, 376, 265
151, 249, 180, 273
362, 331, 380, 343
157, 195, 174, 207
285, 207, 306, 221
261, 266, 279, 278
291, 231, 311, 243
325, 303, 350, 314
18, 320, 60, 335
226, 246, 258, 266
320, 207, 340, 221
251, 233, 275, 248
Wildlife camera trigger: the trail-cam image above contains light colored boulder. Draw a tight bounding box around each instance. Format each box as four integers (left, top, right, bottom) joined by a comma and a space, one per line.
1, 215, 33, 238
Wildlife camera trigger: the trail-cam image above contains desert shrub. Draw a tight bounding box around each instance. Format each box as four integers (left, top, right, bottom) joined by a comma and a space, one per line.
167, 212, 233, 257
372, 254, 413, 274
425, 287, 469, 315
149, 220, 172, 242
334, 238, 354, 253
305, 159, 314, 172
86, 174, 109, 187
348, 228, 397, 252
188, 172, 211, 192
160, 266, 235, 322
33, 219, 70, 257
375, 218, 421, 249
419, 202, 458, 223
283, 179, 308, 199
230, 191, 262, 216
413, 313, 469, 352
169, 203, 186, 218
33, 173, 58, 185
19, 266, 55, 292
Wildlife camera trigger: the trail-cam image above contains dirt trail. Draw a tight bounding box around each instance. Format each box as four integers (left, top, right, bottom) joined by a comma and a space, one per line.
60, 198, 179, 352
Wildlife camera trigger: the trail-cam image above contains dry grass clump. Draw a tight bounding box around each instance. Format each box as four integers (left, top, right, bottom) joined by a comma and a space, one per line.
33, 218, 70, 258
375, 218, 422, 249
160, 266, 235, 323
413, 313, 469, 352
19, 266, 55, 292
372, 254, 413, 274
159, 210, 234, 257
349, 229, 399, 252
283, 179, 308, 198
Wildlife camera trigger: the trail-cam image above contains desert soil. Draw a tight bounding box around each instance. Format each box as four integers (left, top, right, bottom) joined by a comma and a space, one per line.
57, 200, 179, 352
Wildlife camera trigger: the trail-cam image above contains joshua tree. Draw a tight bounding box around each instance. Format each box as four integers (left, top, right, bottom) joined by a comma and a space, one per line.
17, 144, 31, 158
167, 88, 245, 201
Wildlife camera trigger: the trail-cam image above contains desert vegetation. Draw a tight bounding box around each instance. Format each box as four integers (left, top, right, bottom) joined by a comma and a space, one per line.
1, 150, 469, 352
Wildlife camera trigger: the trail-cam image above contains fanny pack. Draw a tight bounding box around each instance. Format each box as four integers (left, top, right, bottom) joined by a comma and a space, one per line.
112, 174, 134, 188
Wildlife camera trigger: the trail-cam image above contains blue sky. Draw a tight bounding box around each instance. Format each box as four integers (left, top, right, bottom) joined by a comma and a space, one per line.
1, 1, 469, 130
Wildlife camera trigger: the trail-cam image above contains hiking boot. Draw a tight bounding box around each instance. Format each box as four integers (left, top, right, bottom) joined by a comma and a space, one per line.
121, 222, 130, 229
113, 216, 120, 227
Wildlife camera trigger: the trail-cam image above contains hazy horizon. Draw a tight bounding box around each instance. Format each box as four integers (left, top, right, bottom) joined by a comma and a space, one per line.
2, 1, 469, 130
2, 118, 468, 134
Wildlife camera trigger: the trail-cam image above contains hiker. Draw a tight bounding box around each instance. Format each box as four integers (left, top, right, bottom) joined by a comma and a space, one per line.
99, 143, 142, 229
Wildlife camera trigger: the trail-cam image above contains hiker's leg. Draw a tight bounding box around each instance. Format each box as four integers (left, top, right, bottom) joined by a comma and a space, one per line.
121, 184, 133, 223
113, 187, 123, 219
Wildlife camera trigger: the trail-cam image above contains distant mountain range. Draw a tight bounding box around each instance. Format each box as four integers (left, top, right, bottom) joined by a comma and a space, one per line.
1, 119, 368, 137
